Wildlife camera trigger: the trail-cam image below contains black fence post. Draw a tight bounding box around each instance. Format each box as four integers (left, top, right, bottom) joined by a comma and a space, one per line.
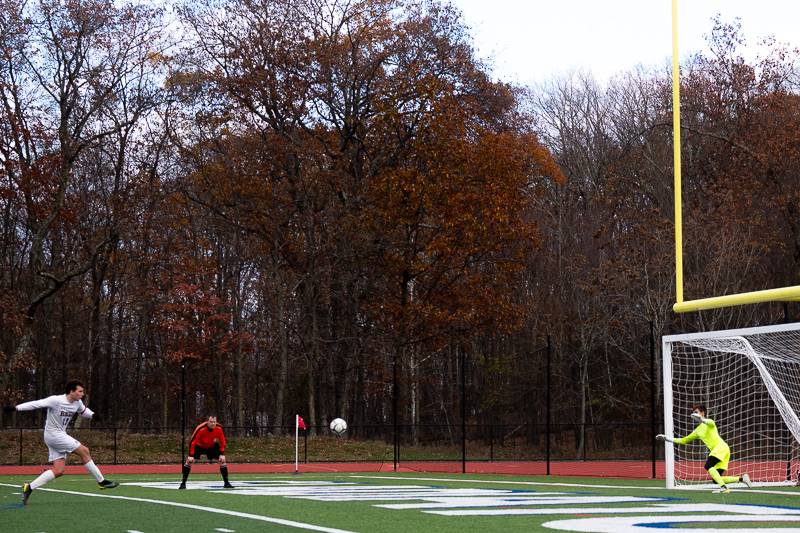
114, 427, 118, 465
489, 424, 494, 462
181, 361, 186, 464
461, 346, 466, 474
650, 320, 657, 479
304, 429, 308, 463
546, 335, 551, 476
19, 428, 23, 465
393, 351, 398, 472
582, 424, 587, 461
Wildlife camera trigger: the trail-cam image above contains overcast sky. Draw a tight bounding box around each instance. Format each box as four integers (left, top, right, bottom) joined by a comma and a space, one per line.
448, 0, 800, 84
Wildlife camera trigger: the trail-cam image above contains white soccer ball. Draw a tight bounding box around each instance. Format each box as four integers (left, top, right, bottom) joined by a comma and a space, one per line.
329, 417, 347, 435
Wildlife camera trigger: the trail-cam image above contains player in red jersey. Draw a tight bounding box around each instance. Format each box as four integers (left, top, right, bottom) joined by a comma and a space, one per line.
179, 415, 233, 489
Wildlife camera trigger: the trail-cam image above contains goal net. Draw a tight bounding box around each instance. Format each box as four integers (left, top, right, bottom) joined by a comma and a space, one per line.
663, 323, 800, 488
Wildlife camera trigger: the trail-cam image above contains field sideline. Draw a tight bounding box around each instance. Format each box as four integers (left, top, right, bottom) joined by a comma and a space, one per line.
0, 459, 665, 477
3, 471, 800, 532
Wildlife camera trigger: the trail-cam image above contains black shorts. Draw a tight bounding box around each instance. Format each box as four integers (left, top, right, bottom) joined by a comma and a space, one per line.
704, 455, 725, 473
191, 443, 222, 461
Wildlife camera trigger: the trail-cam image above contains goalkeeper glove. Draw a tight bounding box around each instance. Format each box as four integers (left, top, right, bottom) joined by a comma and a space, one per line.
690, 411, 707, 424
655, 434, 673, 443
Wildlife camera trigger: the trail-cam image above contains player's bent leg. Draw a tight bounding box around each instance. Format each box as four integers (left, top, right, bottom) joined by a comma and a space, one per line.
74, 444, 92, 463
219, 455, 233, 488
180, 463, 191, 489
24, 460, 63, 505
74, 445, 118, 489
180, 455, 195, 489
704, 456, 730, 492
708, 469, 730, 492
52, 459, 66, 477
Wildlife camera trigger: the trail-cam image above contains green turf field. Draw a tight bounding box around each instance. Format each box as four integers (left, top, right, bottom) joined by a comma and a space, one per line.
2, 472, 800, 532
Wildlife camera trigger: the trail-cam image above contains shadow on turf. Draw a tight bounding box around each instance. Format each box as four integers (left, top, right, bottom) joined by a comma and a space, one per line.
1, 502, 24, 510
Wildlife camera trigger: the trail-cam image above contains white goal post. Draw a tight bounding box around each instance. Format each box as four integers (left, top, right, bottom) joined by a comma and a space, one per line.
663, 322, 800, 488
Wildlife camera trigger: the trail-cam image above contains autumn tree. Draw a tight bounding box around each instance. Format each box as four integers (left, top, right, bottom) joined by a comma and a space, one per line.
0, 0, 168, 404
172, 0, 563, 434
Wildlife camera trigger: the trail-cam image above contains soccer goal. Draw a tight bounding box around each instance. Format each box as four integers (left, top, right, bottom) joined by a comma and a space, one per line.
663, 322, 800, 488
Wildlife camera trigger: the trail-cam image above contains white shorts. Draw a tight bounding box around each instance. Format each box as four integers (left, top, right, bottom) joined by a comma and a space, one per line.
43, 431, 81, 462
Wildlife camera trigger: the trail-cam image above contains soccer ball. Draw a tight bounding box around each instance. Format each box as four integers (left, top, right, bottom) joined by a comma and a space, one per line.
330, 417, 347, 436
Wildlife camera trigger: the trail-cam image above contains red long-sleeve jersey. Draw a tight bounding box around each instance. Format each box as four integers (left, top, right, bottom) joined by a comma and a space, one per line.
189, 421, 227, 454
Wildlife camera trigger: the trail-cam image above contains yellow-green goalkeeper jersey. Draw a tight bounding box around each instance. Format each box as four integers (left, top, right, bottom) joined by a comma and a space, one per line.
674, 419, 726, 451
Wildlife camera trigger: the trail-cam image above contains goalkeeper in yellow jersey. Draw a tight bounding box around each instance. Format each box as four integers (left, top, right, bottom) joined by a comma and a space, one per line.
657, 404, 752, 493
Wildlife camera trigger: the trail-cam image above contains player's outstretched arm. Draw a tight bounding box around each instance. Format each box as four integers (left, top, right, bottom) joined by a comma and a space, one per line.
15, 397, 56, 411
655, 434, 674, 443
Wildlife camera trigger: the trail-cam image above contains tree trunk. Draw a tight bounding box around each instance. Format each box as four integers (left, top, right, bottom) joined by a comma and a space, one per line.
577, 354, 589, 460
272, 282, 288, 435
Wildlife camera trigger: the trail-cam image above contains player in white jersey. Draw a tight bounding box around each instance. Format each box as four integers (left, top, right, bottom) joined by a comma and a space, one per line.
13, 380, 118, 505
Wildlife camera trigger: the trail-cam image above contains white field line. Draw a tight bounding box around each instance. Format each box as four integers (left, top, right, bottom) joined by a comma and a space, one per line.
0, 483, 355, 533
348, 475, 800, 496
349, 475, 666, 490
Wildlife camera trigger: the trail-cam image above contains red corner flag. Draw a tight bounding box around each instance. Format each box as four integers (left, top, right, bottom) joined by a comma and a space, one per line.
297, 415, 307, 430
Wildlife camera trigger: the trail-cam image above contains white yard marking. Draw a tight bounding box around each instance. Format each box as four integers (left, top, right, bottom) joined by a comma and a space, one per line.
127, 530, 144, 533
427, 503, 800, 516
349, 475, 668, 490
214, 529, 236, 532
349, 475, 800, 496
0, 483, 354, 533
282, 489, 567, 502
378, 496, 664, 510
542, 513, 800, 532
128, 480, 350, 490
125, 481, 576, 503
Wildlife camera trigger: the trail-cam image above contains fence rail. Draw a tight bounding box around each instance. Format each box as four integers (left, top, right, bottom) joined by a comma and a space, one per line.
0, 422, 663, 468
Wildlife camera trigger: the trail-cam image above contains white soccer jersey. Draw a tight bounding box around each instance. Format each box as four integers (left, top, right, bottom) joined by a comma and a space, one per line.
16, 394, 94, 434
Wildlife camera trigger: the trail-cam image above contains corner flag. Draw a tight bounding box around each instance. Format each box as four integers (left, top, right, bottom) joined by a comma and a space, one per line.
295, 414, 306, 474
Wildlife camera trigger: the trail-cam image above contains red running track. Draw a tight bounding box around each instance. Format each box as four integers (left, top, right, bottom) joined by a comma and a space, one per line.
0, 460, 665, 478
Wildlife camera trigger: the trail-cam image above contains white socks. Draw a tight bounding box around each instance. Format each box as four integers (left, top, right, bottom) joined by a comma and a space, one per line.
84, 460, 104, 482
30, 469, 55, 490
29, 460, 105, 488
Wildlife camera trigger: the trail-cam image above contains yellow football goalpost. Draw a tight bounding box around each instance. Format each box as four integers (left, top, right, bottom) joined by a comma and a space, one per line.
670, 0, 800, 313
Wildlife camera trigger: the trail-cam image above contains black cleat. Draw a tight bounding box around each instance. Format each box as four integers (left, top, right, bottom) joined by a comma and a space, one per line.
178, 483, 186, 490
98, 479, 119, 490
223, 483, 234, 488
22, 483, 32, 506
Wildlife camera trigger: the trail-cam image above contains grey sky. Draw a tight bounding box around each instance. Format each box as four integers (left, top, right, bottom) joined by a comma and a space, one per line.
448, 0, 800, 84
